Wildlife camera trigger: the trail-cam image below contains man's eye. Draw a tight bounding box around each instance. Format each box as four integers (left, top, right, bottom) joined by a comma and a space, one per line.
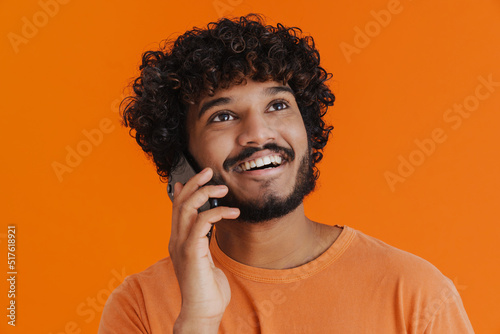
211, 113, 234, 122
268, 101, 288, 111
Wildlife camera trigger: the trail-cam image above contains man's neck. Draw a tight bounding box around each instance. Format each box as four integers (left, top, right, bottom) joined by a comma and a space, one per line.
213, 204, 341, 269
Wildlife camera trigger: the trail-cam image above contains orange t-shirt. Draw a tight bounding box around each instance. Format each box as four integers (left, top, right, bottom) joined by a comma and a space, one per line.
98, 225, 474, 333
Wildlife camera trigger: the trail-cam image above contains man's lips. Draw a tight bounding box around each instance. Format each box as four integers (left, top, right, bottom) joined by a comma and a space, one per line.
223, 143, 295, 173
235, 159, 287, 175
237, 152, 283, 172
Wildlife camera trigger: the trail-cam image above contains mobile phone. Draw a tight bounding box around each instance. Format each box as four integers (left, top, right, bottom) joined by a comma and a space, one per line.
167, 153, 218, 240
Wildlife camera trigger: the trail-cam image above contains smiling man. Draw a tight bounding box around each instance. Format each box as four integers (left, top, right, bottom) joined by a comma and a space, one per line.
99, 14, 474, 333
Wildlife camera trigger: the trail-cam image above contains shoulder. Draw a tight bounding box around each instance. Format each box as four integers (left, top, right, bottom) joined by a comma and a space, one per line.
99, 257, 180, 333
344, 227, 458, 310
346, 227, 473, 332
349, 227, 450, 286
111, 256, 179, 301
130, 256, 176, 284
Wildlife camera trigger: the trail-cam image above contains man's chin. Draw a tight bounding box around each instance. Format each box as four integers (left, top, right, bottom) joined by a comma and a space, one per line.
222, 194, 302, 224
221, 192, 295, 223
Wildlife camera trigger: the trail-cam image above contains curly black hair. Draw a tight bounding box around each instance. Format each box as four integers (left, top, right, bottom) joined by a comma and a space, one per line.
121, 13, 335, 182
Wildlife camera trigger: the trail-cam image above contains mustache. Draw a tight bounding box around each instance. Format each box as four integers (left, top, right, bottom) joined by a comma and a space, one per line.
223, 143, 295, 171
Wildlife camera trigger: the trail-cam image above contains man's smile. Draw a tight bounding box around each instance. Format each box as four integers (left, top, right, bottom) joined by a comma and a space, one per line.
238, 153, 283, 171
224, 144, 294, 173
232, 148, 286, 172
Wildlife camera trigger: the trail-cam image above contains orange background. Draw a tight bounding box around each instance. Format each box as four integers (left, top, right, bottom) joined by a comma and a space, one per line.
1, 0, 499, 332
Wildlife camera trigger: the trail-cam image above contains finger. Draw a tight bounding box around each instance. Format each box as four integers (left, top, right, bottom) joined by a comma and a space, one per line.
174, 167, 213, 204
182, 206, 240, 260
188, 207, 240, 244
183, 185, 228, 213
175, 185, 231, 241
172, 180, 224, 234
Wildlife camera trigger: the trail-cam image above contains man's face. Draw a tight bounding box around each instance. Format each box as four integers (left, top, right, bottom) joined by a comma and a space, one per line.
186, 79, 315, 222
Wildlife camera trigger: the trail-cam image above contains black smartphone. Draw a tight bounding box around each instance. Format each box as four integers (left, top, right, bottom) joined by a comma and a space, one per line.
167, 153, 218, 240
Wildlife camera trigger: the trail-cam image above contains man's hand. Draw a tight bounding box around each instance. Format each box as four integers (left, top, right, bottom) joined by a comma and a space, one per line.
168, 167, 239, 333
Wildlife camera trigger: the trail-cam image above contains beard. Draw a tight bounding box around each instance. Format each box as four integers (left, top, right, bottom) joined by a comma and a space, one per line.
211, 146, 316, 223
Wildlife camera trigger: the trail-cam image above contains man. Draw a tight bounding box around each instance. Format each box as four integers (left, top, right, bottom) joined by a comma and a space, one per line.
99, 14, 474, 333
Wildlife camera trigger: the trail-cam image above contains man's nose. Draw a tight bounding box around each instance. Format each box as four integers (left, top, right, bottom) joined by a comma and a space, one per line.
236, 111, 277, 146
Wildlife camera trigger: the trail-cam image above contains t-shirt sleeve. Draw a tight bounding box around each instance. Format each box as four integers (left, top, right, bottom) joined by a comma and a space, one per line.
98, 276, 150, 334
421, 281, 475, 333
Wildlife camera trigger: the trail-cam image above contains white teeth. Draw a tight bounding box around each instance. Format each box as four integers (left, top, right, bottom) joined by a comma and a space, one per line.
239, 154, 284, 171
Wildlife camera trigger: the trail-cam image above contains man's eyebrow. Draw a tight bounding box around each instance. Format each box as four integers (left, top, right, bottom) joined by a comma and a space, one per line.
264, 86, 295, 97
198, 97, 232, 119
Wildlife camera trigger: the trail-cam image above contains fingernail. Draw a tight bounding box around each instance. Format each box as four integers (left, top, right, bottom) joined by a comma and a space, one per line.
201, 167, 210, 174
